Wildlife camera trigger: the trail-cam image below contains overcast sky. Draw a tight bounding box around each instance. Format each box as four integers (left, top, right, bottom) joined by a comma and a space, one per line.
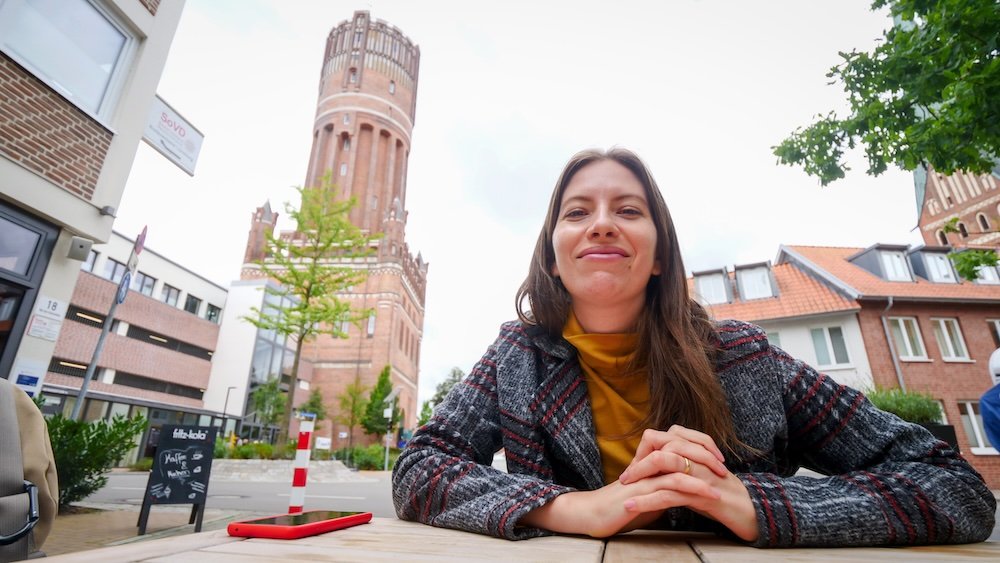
114, 0, 924, 406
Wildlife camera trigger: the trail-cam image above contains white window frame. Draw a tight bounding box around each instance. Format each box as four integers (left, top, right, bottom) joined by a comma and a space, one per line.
880, 251, 912, 281
888, 317, 928, 360
736, 266, 773, 300
974, 264, 1000, 285
958, 401, 998, 455
766, 331, 781, 349
694, 273, 728, 305
924, 253, 957, 283
809, 325, 852, 368
0, 0, 138, 123
931, 318, 970, 361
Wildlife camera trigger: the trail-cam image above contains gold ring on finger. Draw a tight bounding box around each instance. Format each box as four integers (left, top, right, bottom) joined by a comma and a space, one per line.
682, 456, 691, 475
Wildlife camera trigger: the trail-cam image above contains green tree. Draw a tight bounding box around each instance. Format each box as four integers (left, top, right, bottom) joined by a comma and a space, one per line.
298, 388, 328, 427
251, 377, 285, 439
46, 413, 147, 510
774, 0, 1000, 185
430, 367, 465, 408
417, 400, 433, 427
773, 0, 1000, 280
243, 175, 376, 443
334, 377, 368, 463
362, 365, 399, 437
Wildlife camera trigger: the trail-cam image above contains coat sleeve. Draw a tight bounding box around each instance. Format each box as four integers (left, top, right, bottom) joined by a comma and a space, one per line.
391, 325, 575, 539
723, 324, 996, 548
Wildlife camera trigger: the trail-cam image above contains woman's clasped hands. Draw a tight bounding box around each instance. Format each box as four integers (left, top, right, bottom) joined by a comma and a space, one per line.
617, 425, 759, 542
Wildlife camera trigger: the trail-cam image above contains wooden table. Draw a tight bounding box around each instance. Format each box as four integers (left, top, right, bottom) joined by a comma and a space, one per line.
43, 517, 1000, 562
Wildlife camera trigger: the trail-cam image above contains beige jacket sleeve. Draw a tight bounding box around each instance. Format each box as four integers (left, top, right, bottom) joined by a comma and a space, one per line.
13, 386, 58, 548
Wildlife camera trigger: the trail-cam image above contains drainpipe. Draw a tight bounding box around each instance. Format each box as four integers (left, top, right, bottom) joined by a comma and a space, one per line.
879, 296, 907, 391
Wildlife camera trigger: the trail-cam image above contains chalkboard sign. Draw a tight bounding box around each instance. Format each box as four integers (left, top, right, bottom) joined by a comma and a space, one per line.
138, 425, 217, 534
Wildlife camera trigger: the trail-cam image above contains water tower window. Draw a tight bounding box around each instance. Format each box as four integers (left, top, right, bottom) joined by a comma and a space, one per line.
389, 80, 396, 94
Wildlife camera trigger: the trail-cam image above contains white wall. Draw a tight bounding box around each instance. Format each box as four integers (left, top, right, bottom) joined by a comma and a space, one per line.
202, 279, 266, 415
757, 311, 874, 392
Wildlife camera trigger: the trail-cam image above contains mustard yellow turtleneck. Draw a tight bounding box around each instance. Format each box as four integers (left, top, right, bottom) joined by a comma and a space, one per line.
563, 312, 649, 485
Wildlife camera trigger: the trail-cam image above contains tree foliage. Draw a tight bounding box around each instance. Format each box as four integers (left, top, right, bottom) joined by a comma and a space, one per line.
417, 401, 433, 427
298, 388, 328, 422
47, 413, 147, 509
774, 0, 1000, 185
251, 376, 285, 431
430, 367, 465, 408
243, 175, 376, 443
335, 377, 368, 447
362, 365, 399, 436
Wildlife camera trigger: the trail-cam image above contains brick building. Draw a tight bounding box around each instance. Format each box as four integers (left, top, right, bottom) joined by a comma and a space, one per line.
915, 168, 1000, 248
0, 0, 185, 397
778, 244, 1000, 487
241, 11, 426, 446
44, 231, 228, 461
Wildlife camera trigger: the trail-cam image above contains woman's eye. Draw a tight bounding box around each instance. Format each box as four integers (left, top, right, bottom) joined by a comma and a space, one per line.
564, 209, 587, 218
620, 207, 642, 216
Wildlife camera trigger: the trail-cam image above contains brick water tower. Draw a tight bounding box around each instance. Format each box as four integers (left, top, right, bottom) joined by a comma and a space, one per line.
243, 11, 426, 444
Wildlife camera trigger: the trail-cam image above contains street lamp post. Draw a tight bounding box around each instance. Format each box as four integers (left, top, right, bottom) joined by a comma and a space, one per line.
222, 385, 237, 439
383, 388, 401, 471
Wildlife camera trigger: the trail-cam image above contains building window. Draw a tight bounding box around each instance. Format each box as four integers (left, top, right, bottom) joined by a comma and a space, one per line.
936, 230, 948, 245
810, 326, 850, 367
925, 253, 957, 283
766, 331, 781, 348
389, 80, 396, 94
81, 250, 97, 273
349, 68, 358, 83
161, 284, 180, 307
205, 304, 222, 324
977, 213, 991, 232
184, 294, 202, 315
343, 114, 350, 125
694, 273, 728, 305
340, 163, 347, 176
888, 317, 927, 360
989, 320, 1000, 348
879, 251, 912, 281
343, 137, 351, 151
735, 266, 773, 300
130, 271, 156, 297
0, 0, 136, 120
931, 318, 969, 361
366, 313, 375, 338
958, 222, 969, 238
975, 264, 1000, 285
102, 258, 126, 283
959, 401, 996, 454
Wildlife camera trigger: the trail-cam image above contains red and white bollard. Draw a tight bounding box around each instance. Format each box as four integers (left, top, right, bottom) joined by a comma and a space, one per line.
288, 413, 315, 514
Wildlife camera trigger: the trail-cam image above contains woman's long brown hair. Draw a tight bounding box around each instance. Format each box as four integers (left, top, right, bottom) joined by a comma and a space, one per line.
515, 148, 744, 456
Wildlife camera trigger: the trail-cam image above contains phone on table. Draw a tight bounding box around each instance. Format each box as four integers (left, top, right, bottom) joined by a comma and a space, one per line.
227, 510, 373, 539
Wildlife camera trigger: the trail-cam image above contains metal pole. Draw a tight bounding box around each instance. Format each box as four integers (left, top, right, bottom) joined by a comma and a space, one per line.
222, 386, 236, 438
70, 295, 120, 420
383, 396, 396, 471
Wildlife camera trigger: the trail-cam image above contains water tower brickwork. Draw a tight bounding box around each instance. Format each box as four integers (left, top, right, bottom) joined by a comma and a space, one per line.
243, 11, 426, 447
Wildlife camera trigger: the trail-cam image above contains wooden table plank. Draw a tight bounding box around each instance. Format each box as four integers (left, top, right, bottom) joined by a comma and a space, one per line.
691, 538, 1000, 562
602, 530, 703, 562
43, 529, 242, 562
142, 517, 603, 562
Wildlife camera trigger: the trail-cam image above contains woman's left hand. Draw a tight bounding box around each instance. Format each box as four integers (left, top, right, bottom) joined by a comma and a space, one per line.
617, 425, 759, 542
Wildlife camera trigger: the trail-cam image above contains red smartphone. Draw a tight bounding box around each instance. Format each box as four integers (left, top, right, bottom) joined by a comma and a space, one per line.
227, 510, 373, 539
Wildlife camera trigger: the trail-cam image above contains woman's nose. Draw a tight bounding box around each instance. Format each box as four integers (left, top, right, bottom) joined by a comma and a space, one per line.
588, 209, 618, 238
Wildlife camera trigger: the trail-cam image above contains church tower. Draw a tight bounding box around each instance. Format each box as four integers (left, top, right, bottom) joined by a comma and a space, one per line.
242, 11, 426, 442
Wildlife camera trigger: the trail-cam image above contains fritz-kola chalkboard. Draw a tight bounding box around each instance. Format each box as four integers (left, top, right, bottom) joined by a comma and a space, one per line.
138, 425, 217, 535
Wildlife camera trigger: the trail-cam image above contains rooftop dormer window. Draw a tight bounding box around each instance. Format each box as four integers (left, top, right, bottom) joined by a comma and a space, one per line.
924, 252, 957, 283
735, 263, 776, 300
693, 269, 730, 305
880, 250, 912, 281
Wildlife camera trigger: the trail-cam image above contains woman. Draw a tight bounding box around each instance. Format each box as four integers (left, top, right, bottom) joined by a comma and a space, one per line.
392, 148, 995, 546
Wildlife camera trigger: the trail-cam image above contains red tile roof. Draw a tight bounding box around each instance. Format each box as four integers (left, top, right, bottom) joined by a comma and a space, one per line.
782, 245, 1000, 302
690, 262, 859, 323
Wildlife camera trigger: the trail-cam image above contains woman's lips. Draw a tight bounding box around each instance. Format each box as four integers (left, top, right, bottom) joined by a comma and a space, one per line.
578, 246, 629, 259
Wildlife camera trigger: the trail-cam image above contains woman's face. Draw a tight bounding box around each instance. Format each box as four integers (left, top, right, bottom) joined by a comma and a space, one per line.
551, 159, 661, 316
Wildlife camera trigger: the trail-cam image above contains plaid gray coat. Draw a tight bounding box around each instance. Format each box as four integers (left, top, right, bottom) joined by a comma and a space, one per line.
392, 320, 995, 547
